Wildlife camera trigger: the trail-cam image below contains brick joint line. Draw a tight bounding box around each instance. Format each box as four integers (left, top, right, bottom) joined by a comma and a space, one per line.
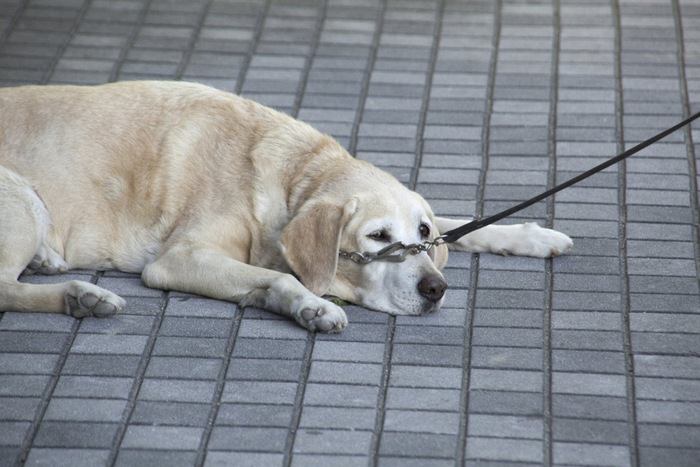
612, 1, 640, 466
455, 1, 503, 465
543, 0, 561, 465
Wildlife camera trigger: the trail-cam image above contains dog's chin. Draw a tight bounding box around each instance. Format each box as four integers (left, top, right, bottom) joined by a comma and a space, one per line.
419, 299, 442, 315
353, 297, 443, 317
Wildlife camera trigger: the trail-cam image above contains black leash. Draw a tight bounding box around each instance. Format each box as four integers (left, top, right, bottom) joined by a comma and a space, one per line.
439, 110, 700, 243
339, 111, 700, 264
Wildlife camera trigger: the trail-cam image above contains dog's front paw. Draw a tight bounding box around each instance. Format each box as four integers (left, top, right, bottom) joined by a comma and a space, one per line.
501, 223, 573, 258
64, 281, 126, 318
294, 299, 348, 333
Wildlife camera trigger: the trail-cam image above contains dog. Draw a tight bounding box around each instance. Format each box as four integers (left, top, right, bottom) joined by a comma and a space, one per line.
0, 81, 573, 332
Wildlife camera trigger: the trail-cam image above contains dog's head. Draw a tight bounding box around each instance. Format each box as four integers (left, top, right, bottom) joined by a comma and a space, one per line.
280, 165, 448, 316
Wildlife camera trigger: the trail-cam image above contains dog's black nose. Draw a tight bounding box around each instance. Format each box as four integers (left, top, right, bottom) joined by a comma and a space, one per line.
417, 275, 447, 303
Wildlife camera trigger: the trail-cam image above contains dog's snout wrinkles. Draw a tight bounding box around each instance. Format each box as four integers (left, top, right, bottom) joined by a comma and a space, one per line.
417, 276, 447, 303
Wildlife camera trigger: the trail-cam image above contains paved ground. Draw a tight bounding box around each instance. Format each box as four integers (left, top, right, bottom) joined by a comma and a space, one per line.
1, 0, 699, 466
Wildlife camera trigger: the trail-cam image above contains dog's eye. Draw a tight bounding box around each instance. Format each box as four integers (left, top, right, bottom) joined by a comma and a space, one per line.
368, 230, 390, 242
419, 223, 430, 238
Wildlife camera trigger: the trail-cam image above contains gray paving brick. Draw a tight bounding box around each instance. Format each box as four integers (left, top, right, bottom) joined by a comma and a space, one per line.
0, 421, 30, 446
233, 337, 306, 359
309, 361, 381, 385
0, 331, 69, 353
292, 454, 367, 467
472, 346, 543, 370
294, 429, 372, 455
384, 409, 459, 434
554, 442, 630, 467
639, 446, 700, 467
153, 336, 227, 357
634, 355, 700, 379
312, 341, 384, 363
217, 424, 291, 456
1, 375, 51, 397
95, 276, 162, 297
131, 400, 210, 426
472, 328, 543, 347
0, 312, 74, 332
0, 353, 59, 374
553, 418, 629, 444
70, 334, 147, 355
54, 376, 132, 399
300, 406, 375, 430
466, 437, 543, 463
468, 414, 543, 439
390, 365, 462, 389
44, 398, 126, 422
227, 358, 302, 381
138, 378, 216, 403
77, 314, 155, 335
146, 356, 222, 380
470, 390, 543, 416
380, 432, 456, 458
632, 332, 700, 355
638, 424, 700, 448
0, 397, 41, 421
216, 403, 293, 427
117, 449, 197, 467
304, 383, 378, 408
392, 343, 462, 367
62, 354, 140, 377
205, 451, 284, 467
25, 448, 109, 467
34, 422, 118, 448
121, 425, 203, 450
221, 381, 297, 405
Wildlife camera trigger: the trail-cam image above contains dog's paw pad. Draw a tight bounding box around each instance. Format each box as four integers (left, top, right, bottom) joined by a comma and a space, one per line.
65, 281, 125, 318
296, 302, 348, 333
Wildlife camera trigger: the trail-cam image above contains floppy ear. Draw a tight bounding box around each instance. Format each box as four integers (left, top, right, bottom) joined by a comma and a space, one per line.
280, 199, 357, 296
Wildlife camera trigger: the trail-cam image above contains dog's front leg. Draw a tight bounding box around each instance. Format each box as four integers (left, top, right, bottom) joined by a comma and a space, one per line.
435, 217, 573, 258
141, 246, 347, 332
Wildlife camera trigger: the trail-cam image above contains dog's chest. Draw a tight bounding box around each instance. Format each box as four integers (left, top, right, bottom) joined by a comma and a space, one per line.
248, 184, 293, 273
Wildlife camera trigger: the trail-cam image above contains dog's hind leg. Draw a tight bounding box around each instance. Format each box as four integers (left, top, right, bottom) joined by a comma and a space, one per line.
0, 165, 125, 317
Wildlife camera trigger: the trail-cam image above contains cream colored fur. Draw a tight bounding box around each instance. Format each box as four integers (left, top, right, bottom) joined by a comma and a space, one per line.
0, 81, 573, 331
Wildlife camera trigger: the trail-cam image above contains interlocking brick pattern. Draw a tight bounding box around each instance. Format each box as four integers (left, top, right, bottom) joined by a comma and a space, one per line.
1, 0, 699, 466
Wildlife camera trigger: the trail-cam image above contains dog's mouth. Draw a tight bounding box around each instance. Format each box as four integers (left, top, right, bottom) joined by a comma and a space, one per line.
420, 301, 441, 315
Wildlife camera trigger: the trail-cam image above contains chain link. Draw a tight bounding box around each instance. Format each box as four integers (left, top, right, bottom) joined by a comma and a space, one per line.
338, 236, 447, 265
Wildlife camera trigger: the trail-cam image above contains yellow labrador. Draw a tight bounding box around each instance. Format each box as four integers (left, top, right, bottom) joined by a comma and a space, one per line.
0, 81, 572, 332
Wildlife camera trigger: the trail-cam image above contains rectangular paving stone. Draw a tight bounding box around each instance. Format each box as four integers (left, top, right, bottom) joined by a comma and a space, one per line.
131, 401, 210, 427
227, 358, 302, 382
221, 380, 298, 405
300, 406, 376, 430
216, 403, 293, 427
465, 437, 543, 463
70, 334, 147, 355
44, 398, 126, 422
294, 428, 372, 455
34, 422, 118, 448
121, 425, 203, 450
138, 378, 216, 403
146, 356, 222, 380
26, 448, 109, 467
208, 426, 287, 452
117, 449, 197, 467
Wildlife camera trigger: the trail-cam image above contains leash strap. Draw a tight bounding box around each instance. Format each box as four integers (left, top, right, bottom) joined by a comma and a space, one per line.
439, 110, 700, 244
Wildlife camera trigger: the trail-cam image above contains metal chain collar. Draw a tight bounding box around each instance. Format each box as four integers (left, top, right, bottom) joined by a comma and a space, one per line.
338, 236, 447, 265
